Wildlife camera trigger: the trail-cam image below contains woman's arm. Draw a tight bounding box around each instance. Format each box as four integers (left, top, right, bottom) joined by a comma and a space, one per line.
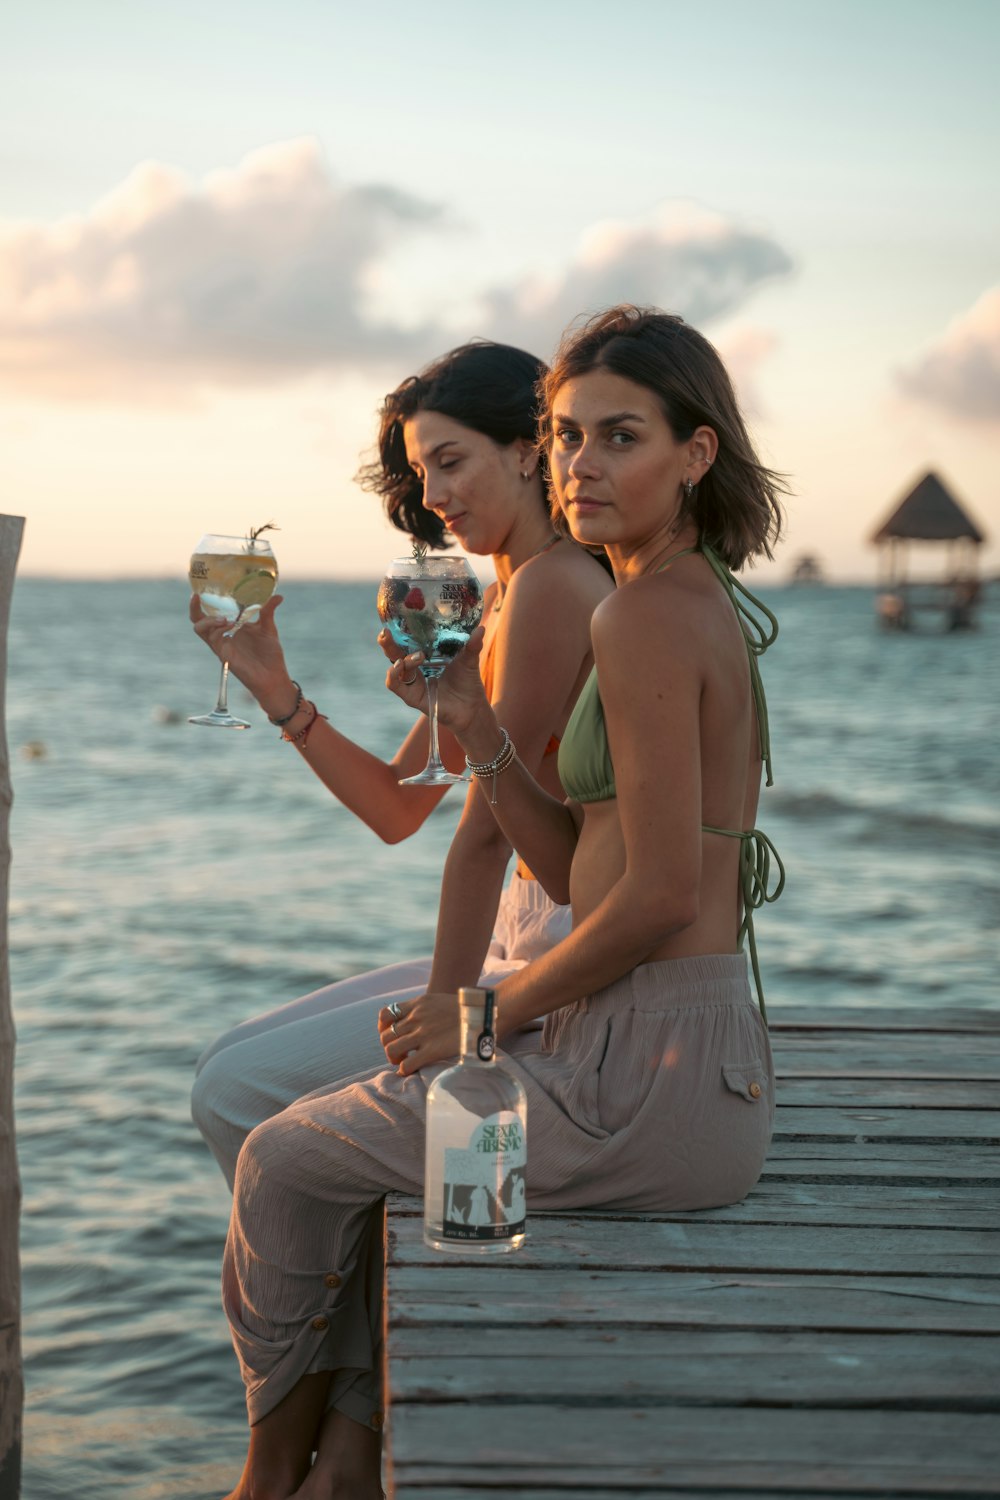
191, 592, 460, 842
385, 565, 587, 901
383, 582, 705, 1070
425, 796, 512, 992
425, 558, 602, 990
291, 713, 460, 843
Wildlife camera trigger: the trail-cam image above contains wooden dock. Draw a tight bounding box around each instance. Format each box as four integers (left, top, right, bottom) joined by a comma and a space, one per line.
383, 1005, 1000, 1497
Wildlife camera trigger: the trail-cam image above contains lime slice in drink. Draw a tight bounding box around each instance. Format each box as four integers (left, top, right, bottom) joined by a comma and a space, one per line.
232, 568, 276, 607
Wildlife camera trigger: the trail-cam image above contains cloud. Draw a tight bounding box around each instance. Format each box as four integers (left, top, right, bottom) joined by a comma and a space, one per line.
0, 149, 793, 403
477, 203, 792, 354
712, 324, 780, 418
897, 287, 1000, 422
0, 139, 446, 399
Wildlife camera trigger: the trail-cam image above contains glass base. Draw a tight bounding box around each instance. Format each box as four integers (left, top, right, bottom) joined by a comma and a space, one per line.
399, 766, 468, 786
188, 710, 251, 729
423, 1229, 525, 1255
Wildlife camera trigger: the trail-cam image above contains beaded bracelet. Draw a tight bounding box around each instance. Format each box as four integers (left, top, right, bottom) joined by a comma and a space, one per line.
268, 681, 303, 726
280, 700, 325, 745
296, 708, 328, 748
466, 728, 516, 804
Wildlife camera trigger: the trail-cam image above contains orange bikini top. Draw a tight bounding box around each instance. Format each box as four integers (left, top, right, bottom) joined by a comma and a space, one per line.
480, 634, 560, 760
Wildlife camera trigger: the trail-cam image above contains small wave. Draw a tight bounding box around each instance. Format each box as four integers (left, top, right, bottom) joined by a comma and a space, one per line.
769, 789, 1000, 849
773, 963, 889, 986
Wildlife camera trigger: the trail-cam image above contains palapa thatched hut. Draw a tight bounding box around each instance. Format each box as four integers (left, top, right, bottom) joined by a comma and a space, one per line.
870, 471, 987, 629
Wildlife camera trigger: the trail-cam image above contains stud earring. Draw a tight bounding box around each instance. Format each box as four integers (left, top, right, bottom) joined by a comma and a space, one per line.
520, 471, 531, 482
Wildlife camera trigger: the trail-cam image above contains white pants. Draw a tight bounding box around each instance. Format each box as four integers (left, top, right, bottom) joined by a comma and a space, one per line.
191, 875, 571, 1187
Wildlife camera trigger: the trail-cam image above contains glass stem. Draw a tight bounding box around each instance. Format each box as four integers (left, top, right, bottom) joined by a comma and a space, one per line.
215, 661, 232, 715
424, 673, 447, 774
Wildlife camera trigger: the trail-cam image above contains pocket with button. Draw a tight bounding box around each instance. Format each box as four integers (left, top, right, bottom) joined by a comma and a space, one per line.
722, 1058, 767, 1102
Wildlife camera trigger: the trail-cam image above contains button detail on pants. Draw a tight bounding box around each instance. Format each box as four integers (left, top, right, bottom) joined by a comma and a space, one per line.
324, 1272, 342, 1289
311, 1316, 329, 1331
722, 1059, 767, 1103
370, 1412, 384, 1430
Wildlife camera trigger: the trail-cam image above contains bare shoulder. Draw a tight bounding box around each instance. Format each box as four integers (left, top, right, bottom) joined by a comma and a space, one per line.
505, 541, 612, 621
592, 566, 714, 668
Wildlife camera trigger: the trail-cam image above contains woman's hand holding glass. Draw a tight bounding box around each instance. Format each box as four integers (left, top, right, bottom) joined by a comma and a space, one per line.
188, 531, 281, 729
189, 590, 299, 723
376, 555, 484, 785
380, 623, 494, 743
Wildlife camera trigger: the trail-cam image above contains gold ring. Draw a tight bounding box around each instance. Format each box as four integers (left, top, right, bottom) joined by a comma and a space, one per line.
402, 673, 418, 686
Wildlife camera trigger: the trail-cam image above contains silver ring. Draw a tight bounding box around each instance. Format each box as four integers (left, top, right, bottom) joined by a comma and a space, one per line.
389, 1021, 398, 1039
387, 1002, 403, 1020
401, 673, 418, 686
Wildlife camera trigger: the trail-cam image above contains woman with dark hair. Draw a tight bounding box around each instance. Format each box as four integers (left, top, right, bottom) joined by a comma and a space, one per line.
190, 340, 612, 1189
215, 308, 786, 1500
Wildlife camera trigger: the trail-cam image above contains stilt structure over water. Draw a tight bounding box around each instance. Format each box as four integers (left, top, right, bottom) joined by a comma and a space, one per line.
789, 553, 825, 586
871, 471, 987, 630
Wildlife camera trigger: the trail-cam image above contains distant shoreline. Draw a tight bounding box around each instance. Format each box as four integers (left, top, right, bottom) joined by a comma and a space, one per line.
14, 575, 1000, 595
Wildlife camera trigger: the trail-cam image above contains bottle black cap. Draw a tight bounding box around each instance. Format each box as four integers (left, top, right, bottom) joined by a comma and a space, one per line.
459, 986, 496, 1062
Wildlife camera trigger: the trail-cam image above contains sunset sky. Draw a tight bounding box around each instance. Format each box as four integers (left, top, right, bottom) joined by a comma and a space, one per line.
2, 0, 998, 582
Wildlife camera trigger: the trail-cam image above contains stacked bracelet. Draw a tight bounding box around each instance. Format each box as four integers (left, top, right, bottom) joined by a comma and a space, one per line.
280, 700, 328, 746
268, 681, 303, 726
466, 728, 516, 805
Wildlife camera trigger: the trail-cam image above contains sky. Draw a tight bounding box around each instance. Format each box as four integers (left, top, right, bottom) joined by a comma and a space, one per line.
1, 0, 998, 583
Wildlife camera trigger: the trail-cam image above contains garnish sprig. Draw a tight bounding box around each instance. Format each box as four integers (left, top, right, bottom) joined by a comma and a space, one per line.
411, 537, 429, 566
247, 521, 280, 550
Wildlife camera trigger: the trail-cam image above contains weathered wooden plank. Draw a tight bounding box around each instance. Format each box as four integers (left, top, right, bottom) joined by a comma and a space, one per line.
409, 1492, 864, 1500
388, 1406, 1000, 1492
773, 1014, 1000, 1038
775, 1076, 1000, 1108
773, 1106, 1000, 1141
717, 1179, 1000, 1228
768, 1006, 1000, 1035
394, 1474, 999, 1500
386, 1326, 1000, 1408
769, 1034, 1000, 1078
761, 1142, 1000, 1183
386, 1268, 1000, 1332
388, 1213, 997, 1276
388, 1179, 998, 1230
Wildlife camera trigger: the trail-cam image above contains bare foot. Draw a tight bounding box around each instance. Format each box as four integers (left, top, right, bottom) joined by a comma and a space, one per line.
221, 1372, 331, 1500
291, 1408, 384, 1500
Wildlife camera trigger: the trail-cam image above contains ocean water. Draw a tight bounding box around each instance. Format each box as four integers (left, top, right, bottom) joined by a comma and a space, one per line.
7, 577, 1000, 1499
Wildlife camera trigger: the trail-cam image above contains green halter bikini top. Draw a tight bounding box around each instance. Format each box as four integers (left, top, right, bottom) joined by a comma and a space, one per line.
557, 543, 785, 1020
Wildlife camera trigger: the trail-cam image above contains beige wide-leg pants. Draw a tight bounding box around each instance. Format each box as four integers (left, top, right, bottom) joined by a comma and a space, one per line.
224, 952, 773, 1429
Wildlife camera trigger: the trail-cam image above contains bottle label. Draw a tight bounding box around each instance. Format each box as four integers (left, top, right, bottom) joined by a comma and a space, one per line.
442, 1111, 526, 1241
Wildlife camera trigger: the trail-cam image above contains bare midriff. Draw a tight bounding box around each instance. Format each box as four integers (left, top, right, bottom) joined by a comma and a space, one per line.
568, 795, 755, 965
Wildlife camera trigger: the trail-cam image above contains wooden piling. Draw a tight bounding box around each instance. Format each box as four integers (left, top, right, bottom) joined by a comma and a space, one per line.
0, 515, 25, 1500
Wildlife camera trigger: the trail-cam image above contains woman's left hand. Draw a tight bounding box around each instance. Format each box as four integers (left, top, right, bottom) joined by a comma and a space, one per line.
379, 625, 490, 737
378, 993, 460, 1075
378, 628, 430, 714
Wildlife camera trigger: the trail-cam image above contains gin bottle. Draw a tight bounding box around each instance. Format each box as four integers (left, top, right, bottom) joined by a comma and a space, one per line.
424, 987, 527, 1254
